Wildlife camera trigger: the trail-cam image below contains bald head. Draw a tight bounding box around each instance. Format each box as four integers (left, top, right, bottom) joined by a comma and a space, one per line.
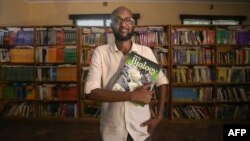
111, 6, 133, 19
110, 6, 134, 41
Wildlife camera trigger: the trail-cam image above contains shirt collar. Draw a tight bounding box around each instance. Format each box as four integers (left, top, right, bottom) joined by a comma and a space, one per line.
110, 41, 139, 54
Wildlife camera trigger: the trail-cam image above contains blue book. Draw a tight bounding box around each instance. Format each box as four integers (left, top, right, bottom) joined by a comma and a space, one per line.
172, 88, 198, 102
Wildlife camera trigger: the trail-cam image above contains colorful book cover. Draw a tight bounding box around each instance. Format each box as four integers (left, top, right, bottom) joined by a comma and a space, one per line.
112, 51, 161, 106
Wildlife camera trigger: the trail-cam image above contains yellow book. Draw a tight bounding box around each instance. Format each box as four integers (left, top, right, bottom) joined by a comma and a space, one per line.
47, 47, 57, 63
57, 66, 77, 81
26, 85, 35, 100
10, 48, 34, 63
217, 67, 229, 82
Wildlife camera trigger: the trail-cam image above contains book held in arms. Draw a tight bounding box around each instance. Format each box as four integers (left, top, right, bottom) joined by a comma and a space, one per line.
112, 52, 161, 106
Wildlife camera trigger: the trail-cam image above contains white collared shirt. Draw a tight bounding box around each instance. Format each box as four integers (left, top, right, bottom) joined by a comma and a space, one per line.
85, 42, 168, 141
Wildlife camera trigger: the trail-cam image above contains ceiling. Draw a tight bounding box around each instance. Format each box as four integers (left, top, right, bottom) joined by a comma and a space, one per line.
22, 0, 250, 4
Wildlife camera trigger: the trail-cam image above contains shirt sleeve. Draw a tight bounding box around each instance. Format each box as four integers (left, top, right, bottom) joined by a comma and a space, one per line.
145, 47, 169, 87
84, 48, 102, 94
155, 69, 169, 87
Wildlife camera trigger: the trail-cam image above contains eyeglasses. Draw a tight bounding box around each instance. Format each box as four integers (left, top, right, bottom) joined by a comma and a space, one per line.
112, 17, 135, 25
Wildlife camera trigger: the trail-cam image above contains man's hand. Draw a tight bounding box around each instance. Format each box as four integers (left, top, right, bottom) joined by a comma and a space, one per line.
130, 84, 153, 104
140, 116, 162, 134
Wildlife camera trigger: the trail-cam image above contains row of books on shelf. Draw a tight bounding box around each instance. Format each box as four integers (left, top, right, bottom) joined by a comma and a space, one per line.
216, 87, 250, 102
172, 66, 214, 83
82, 33, 106, 47
0, 102, 77, 118
0, 65, 77, 81
0, 26, 108, 46
38, 65, 77, 81
216, 28, 250, 45
133, 26, 168, 46
217, 67, 250, 83
0, 83, 35, 100
81, 26, 168, 47
135, 26, 168, 44
172, 47, 214, 65
0, 27, 77, 45
171, 28, 215, 45
1, 26, 250, 46
82, 27, 106, 47
36, 46, 77, 63
38, 103, 77, 117
0, 83, 78, 101
172, 87, 213, 102
12, 45, 247, 65
172, 87, 250, 102
0, 30, 34, 45
172, 104, 249, 120
0, 46, 34, 63
4, 41, 250, 65
0, 66, 36, 81
1, 102, 36, 117
0, 46, 77, 63
36, 28, 76, 45
38, 84, 77, 100
218, 47, 250, 64
172, 66, 250, 83
170, 27, 250, 46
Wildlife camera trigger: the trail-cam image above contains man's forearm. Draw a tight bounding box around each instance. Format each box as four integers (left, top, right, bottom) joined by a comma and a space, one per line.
156, 84, 167, 118
86, 88, 132, 102
86, 84, 153, 104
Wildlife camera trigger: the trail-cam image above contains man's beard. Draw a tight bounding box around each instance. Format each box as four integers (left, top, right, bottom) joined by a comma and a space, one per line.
113, 30, 133, 41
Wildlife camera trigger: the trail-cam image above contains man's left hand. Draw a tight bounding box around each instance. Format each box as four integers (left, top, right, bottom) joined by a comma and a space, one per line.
140, 116, 163, 134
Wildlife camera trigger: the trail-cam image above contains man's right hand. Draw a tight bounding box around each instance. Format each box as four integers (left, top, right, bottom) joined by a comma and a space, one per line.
130, 84, 153, 104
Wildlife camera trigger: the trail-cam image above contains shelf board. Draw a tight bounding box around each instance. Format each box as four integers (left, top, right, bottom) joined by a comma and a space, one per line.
172, 101, 250, 105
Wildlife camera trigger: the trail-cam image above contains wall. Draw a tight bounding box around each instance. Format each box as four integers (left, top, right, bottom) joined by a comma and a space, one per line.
0, 0, 250, 26
0, 0, 29, 26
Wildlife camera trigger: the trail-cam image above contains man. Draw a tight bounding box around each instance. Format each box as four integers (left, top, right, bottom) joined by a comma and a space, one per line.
85, 6, 168, 141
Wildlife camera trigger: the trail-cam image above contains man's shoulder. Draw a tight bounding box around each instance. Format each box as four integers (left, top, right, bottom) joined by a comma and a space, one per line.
133, 43, 152, 53
133, 43, 148, 48
95, 44, 110, 50
93, 44, 111, 54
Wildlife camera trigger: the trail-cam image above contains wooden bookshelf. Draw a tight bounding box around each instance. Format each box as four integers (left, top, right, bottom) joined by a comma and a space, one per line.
169, 25, 250, 121
0, 25, 79, 118
1, 24, 249, 122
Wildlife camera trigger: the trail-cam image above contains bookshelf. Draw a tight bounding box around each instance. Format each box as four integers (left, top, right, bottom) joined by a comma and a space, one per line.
169, 25, 250, 121
79, 26, 106, 118
0, 25, 79, 118
0, 26, 37, 118
1, 24, 249, 122
214, 25, 250, 120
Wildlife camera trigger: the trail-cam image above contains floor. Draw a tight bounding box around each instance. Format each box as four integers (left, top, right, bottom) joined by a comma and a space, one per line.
0, 117, 249, 141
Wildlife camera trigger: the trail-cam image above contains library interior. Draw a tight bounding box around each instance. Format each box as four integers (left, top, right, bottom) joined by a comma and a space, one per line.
0, 0, 250, 141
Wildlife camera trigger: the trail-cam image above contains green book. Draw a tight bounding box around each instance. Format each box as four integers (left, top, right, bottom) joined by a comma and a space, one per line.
64, 46, 77, 63
112, 51, 160, 106
2, 86, 15, 99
